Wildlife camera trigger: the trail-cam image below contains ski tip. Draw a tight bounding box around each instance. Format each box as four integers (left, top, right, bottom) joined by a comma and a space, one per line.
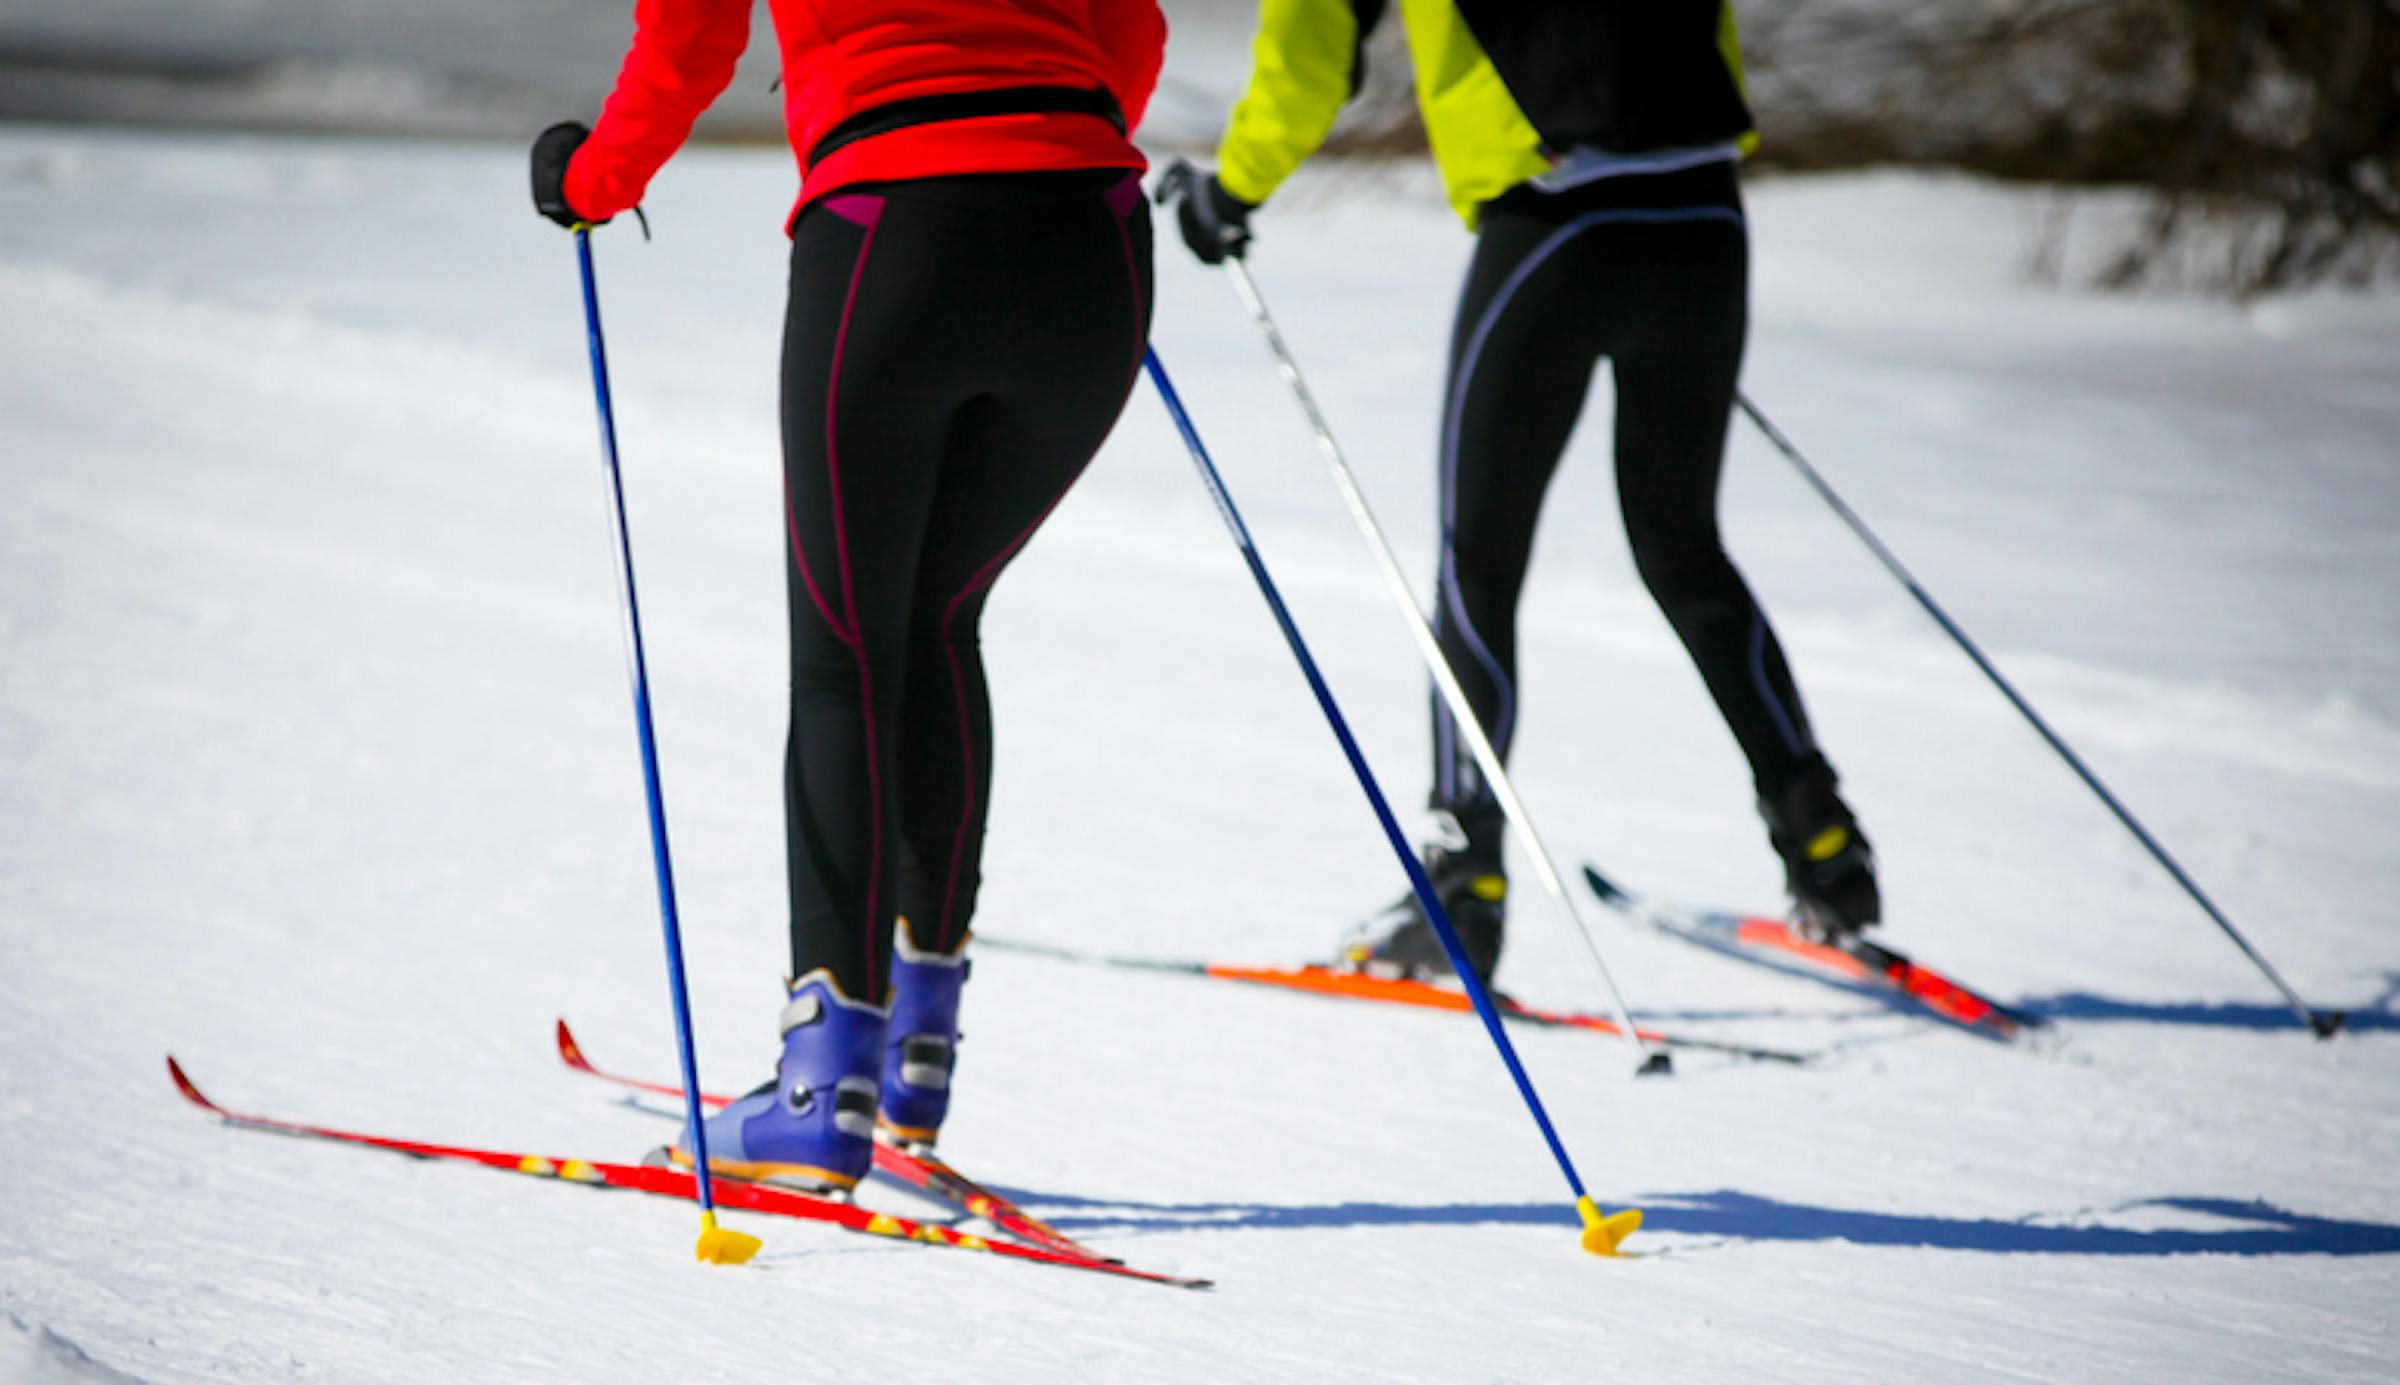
1579, 864, 1627, 902
1575, 1198, 1642, 1258
554, 1018, 589, 1069
165, 1055, 214, 1112
695, 1211, 763, 1266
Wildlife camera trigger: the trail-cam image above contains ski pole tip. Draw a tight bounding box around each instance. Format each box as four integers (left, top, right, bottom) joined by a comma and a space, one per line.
1575, 1197, 1641, 1258
1635, 1051, 1674, 1078
695, 1211, 763, 1265
2311, 1010, 2349, 1040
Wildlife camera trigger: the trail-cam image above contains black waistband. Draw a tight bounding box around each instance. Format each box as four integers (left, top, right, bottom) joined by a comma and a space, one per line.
806, 86, 1126, 173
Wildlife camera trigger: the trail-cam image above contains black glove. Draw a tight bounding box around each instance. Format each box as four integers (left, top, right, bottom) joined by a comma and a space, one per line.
1155, 159, 1254, 265
530, 121, 600, 229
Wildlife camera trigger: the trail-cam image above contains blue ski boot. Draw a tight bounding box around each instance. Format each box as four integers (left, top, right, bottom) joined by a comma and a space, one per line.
876, 919, 967, 1151
674, 970, 886, 1194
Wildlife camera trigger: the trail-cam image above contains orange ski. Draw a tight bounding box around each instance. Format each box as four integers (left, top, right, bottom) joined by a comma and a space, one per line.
975, 938, 1809, 1063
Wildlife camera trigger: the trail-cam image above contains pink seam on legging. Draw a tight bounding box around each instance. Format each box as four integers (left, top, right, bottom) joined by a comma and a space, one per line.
931, 183, 1151, 941
822, 194, 885, 230
784, 475, 852, 648
817, 197, 886, 995
929, 510, 1052, 941
1103, 171, 1144, 220
783, 193, 892, 642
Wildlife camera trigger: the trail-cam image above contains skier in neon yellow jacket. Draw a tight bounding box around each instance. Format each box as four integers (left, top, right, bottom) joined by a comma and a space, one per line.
1160, 0, 1879, 984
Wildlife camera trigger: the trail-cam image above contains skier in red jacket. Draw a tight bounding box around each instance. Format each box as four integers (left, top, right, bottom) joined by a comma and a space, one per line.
531, 0, 1166, 1195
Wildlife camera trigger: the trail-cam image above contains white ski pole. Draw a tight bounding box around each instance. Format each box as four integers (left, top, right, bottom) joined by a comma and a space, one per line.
1225, 256, 1668, 1076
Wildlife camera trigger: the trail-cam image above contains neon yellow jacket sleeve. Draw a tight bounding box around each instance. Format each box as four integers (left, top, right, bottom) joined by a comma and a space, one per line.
1721, 0, 1760, 157
1399, 0, 1547, 227
1215, 0, 1367, 208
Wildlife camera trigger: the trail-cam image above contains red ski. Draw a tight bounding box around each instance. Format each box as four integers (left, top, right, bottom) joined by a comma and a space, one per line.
1581, 863, 2038, 1042
166, 1056, 1208, 1289
553, 1020, 1112, 1264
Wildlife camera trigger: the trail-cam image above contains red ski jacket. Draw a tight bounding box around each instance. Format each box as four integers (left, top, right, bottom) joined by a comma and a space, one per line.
565, 0, 1166, 233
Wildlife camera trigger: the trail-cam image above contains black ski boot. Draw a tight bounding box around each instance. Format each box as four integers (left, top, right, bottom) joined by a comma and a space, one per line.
1340, 843, 1506, 985
1759, 754, 1879, 942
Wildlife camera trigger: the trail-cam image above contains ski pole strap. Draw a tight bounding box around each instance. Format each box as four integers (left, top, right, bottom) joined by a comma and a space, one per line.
805, 86, 1127, 172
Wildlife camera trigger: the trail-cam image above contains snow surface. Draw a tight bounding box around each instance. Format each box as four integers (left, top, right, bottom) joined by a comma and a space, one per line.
2, 128, 2397, 1382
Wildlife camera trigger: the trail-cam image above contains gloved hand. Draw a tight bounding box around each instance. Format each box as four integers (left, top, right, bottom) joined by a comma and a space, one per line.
530, 121, 600, 229
1155, 159, 1254, 265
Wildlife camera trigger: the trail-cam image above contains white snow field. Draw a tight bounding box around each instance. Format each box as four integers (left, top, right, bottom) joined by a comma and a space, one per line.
2, 126, 2397, 1383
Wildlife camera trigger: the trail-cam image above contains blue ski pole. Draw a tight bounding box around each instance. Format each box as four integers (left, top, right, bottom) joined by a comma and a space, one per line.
573, 228, 763, 1263
1144, 348, 1642, 1257
1735, 392, 2342, 1039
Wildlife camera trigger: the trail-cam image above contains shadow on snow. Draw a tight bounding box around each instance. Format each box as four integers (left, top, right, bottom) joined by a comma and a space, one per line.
1011, 1188, 2400, 1257
2013, 989, 2398, 1032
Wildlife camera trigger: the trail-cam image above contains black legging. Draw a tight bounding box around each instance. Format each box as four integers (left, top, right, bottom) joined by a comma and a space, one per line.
780, 168, 1152, 1002
1431, 161, 1815, 843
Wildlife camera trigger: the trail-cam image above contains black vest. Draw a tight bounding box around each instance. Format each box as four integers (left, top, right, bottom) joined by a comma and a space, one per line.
1452, 0, 1752, 154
